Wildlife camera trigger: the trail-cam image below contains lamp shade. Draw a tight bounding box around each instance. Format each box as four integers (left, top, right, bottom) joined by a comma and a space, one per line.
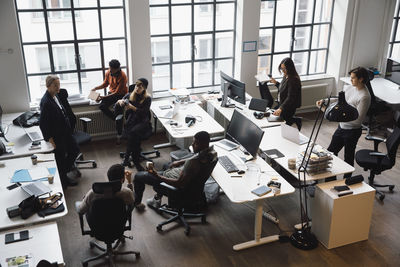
325, 91, 358, 122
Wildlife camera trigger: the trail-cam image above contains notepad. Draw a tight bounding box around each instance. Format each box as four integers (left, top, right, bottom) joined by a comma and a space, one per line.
88, 91, 100, 101
11, 167, 57, 183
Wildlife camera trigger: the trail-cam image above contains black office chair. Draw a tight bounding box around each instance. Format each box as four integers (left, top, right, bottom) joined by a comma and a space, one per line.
75, 181, 140, 267
36, 260, 58, 267
355, 118, 400, 200
58, 89, 96, 177
154, 157, 218, 235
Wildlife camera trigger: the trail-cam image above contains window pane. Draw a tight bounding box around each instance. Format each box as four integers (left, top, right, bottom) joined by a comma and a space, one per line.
48, 11, 74, 41
16, 0, 42, 9
314, 0, 333, 23
172, 6, 191, 34
75, 0, 98, 8
81, 70, 104, 96
103, 40, 127, 66
150, 0, 168, 4
171, 0, 191, 3
257, 55, 271, 75
309, 50, 327, 73
295, 0, 313, 24
292, 52, 308, 75
150, 7, 169, 35
173, 63, 191, 88
46, 0, 71, 8
312, 24, 330, 49
214, 59, 233, 83
194, 61, 212, 86
101, 9, 125, 38
78, 42, 101, 69
52, 44, 77, 71
276, 0, 294, 26
18, 13, 47, 42
24, 45, 51, 74
59, 73, 80, 95
260, 1, 274, 27
173, 36, 191, 61
391, 43, 400, 59
195, 34, 212, 60
151, 37, 170, 64
272, 54, 290, 77
294, 26, 311, 51
28, 75, 49, 103
259, 29, 272, 54
274, 28, 291, 52
195, 4, 213, 32
216, 32, 234, 58
152, 65, 170, 91
100, 0, 123, 7
216, 3, 234, 30
76, 10, 100, 39
396, 20, 400, 41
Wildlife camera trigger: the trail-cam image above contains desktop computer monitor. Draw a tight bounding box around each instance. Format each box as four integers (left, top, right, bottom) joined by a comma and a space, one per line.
220, 71, 246, 106
385, 58, 400, 85
226, 109, 264, 158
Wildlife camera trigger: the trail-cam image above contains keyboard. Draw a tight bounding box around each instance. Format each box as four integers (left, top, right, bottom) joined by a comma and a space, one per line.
218, 155, 239, 173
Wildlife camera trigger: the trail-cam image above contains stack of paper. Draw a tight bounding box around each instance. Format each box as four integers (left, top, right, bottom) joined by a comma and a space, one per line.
255, 73, 270, 83
88, 91, 100, 101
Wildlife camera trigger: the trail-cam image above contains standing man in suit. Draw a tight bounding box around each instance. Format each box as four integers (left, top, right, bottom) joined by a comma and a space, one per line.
91, 59, 128, 120
39, 75, 79, 188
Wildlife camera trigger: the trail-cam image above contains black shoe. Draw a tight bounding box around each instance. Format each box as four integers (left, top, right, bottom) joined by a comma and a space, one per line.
122, 157, 132, 168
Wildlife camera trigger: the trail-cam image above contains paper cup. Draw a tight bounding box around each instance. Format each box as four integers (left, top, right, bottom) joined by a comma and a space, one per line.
47, 174, 54, 184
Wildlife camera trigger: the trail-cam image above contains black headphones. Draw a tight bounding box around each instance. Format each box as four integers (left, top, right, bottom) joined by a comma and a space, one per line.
253, 111, 270, 119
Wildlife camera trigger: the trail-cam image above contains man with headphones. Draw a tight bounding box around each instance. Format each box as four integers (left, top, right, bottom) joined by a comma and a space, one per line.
91, 59, 128, 120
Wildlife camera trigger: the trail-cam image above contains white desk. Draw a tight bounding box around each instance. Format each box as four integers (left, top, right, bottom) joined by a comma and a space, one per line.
0, 113, 53, 160
211, 145, 295, 250
151, 100, 225, 149
205, 94, 282, 130
0, 155, 67, 231
259, 126, 355, 181
340, 77, 400, 105
0, 222, 64, 266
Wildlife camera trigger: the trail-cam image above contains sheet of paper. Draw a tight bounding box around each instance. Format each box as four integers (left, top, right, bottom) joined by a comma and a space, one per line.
88, 90, 100, 101
255, 72, 269, 83
36, 153, 54, 162
28, 167, 50, 180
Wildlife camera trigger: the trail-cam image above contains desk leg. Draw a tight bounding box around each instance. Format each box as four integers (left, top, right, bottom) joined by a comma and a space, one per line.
233, 199, 279, 251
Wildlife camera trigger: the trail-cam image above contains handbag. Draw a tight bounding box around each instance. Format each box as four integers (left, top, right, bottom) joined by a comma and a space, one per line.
12, 111, 40, 127
18, 195, 42, 219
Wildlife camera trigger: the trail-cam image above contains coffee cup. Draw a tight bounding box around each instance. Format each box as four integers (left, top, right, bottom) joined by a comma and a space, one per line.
288, 158, 296, 169
146, 161, 154, 170
31, 154, 38, 165
47, 174, 54, 184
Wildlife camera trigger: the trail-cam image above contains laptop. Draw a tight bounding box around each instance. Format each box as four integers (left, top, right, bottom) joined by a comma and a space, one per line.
16, 118, 43, 142
158, 104, 179, 119
248, 98, 269, 112
21, 181, 51, 197
281, 123, 309, 145
215, 138, 239, 151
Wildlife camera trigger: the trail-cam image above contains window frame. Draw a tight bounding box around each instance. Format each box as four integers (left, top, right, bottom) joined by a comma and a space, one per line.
388, 0, 400, 58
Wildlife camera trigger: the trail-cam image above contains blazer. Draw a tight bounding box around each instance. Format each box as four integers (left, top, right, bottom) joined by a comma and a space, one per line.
275, 76, 302, 112
39, 90, 72, 142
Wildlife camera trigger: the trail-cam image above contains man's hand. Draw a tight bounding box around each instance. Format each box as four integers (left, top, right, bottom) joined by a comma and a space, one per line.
316, 99, 323, 108
96, 95, 103, 102
147, 165, 158, 176
117, 99, 125, 106
91, 88, 98, 91
273, 108, 282, 116
49, 137, 56, 149
125, 170, 132, 184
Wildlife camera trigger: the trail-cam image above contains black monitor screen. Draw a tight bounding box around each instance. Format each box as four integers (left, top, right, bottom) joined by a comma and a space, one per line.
220, 71, 246, 105
226, 109, 264, 158
385, 58, 400, 85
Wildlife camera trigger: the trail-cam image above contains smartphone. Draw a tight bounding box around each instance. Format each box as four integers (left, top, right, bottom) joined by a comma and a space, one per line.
251, 185, 272, 197
5, 230, 29, 244
6, 182, 21, 190
32, 140, 41, 146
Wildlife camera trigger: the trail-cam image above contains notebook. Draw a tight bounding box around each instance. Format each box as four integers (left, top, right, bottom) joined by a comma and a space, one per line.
21, 181, 51, 196
215, 139, 239, 151
281, 123, 309, 145
16, 118, 43, 142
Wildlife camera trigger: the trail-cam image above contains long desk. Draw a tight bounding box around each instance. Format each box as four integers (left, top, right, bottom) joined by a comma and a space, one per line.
211, 145, 295, 250
0, 113, 53, 160
0, 155, 67, 231
259, 126, 354, 181
151, 100, 225, 149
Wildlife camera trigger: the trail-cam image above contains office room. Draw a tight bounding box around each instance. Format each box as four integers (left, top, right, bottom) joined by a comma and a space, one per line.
0, 0, 399, 266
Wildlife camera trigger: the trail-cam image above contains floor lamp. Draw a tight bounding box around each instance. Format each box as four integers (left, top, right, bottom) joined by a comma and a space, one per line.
290, 91, 359, 250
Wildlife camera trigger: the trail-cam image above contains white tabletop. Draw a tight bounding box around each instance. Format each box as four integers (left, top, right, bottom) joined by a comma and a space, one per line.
316, 179, 375, 200
340, 77, 400, 105
0, 113, 53, 160
151, 100, 225, 139
211, 144, 295, 203
0, 221, 64, 266
0, 155, 67, 231
259, 126, 354, 181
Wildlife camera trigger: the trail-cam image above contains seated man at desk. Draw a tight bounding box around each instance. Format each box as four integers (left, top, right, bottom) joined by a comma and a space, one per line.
133, 131, 217, 211
76, 164, 134, 215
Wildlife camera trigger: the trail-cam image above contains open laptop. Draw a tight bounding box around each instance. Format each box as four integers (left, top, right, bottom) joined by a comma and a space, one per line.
281, 123, 309, 145
215, 138, 239, 151
158, 104, 179, 119
16, 117, 43, 142
21, 181, 51, 197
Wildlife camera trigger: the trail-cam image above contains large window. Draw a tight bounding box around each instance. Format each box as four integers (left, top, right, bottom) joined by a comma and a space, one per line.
258, 0, 334, 77
15, 0, 128, 103
389, 0, 400, 59
150, 0, 237, 93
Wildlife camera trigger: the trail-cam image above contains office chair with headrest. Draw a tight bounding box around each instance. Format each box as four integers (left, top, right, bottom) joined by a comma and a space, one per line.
355, 111, 400, 200
75, 180, 140, 267
154, 157, 218, 235
58, 89, 96, 177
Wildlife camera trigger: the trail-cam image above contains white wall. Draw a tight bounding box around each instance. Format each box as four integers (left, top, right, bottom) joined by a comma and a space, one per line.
0, 0, 29, 113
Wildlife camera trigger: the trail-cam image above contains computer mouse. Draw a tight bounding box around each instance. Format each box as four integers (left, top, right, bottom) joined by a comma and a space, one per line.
237, 170, 245, 175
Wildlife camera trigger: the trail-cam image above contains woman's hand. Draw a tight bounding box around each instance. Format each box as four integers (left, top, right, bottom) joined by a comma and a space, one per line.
273, 108, 282, 116
127, 103, 137, 111
49, 137, 56, 149
270, 77, 277, 85
117, 99, 125, 106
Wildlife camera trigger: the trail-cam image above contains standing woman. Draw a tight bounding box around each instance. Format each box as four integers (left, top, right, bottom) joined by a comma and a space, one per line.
267, 57, 302, 130
39, 75, 79, 188
115, 78, 152, 170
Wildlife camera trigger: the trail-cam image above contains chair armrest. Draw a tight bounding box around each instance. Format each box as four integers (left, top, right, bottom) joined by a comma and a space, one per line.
365, 135, 386, 151
369, 151, 387, 168
160, 182, 178, 192
75, 201, 91, 236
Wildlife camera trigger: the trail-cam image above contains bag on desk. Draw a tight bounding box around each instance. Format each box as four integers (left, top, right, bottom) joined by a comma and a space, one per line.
18, 195, 42, 219
13, 111, 40, 127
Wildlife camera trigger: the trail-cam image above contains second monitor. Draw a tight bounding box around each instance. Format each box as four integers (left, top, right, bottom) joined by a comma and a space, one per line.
220, 71, 246, 106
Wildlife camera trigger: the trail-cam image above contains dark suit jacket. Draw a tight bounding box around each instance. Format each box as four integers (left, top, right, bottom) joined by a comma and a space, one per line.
58, 88, 77, 131
275, 76, 302, 113
39, 90, 72, 143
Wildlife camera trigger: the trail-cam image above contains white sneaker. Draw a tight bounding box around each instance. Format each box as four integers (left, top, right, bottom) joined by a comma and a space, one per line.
146, 195, 161, 209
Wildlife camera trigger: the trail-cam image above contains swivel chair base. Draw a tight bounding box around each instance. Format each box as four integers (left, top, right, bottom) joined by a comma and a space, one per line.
82, 237, 140, 267
367, 174, 395, 201
74, 153, 97, 177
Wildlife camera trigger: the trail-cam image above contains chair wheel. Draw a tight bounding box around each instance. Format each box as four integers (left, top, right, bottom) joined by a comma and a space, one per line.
120, 152, 125, 158
201, 216, 207, 224
184, 228, 191, 236
135, 252, 140, 258
92, 162, 97, 168
156, 225, 163, 232
82, 262, 88, 267
379, 195, 385, 201
89, 242, 95, 249
156, 151, 160, 157
389, 185, 395, 191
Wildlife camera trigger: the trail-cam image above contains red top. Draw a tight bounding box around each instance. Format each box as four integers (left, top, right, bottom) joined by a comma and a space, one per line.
100, 70, 128, 96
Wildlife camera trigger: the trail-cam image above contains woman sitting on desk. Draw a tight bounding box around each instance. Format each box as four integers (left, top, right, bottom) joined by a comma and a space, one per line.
115, 78, 151, 170
260, 57, 302, 130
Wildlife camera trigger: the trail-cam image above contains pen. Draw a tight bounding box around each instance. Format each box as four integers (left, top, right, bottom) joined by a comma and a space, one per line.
230, 175, 242, 178
236, 106, 243, 110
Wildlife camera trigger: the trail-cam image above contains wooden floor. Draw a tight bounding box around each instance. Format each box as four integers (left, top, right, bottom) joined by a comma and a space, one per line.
58, 112, 400, 267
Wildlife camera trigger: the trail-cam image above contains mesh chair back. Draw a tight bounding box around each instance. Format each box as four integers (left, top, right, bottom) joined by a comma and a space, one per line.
386, 126, 400, 166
